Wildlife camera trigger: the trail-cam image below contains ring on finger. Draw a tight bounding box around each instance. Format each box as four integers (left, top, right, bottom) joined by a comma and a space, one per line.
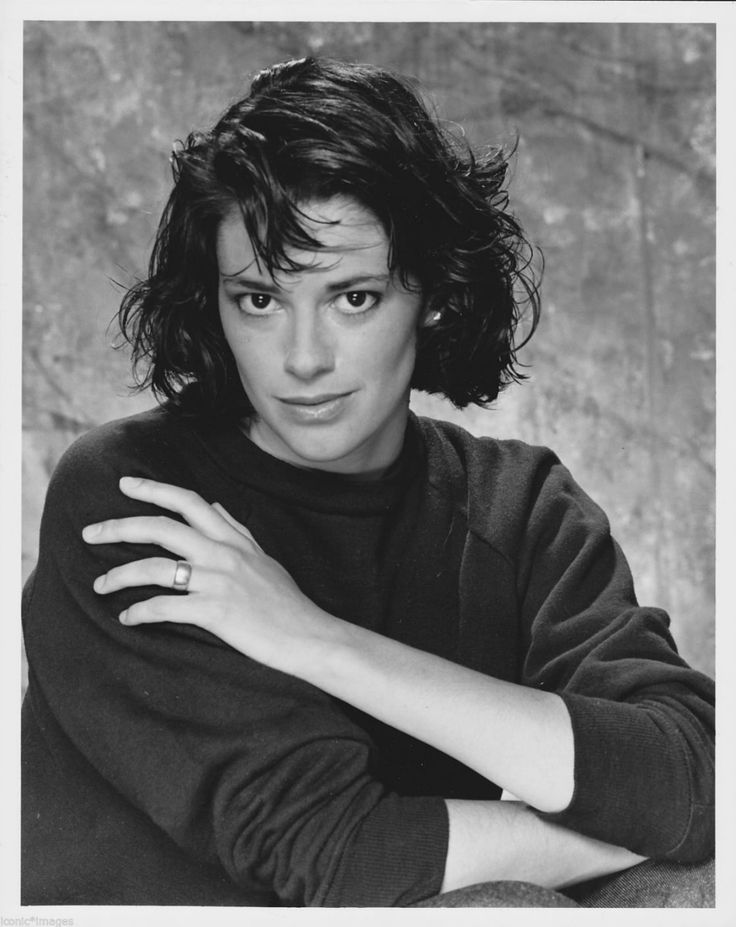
172, 560, 192, 592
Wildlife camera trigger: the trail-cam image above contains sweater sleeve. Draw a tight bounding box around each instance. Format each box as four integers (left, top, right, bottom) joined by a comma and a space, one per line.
513, 450, 714, 862
22, 426, 448, 906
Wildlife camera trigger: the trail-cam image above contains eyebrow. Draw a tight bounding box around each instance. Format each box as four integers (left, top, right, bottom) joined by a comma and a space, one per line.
220, 272, 392, 293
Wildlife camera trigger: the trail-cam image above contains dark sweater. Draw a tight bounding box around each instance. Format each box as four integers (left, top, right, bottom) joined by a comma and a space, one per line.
21, 408, 715, 906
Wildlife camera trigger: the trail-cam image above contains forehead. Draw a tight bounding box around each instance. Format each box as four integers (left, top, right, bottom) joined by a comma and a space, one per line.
216, 196, 390, 278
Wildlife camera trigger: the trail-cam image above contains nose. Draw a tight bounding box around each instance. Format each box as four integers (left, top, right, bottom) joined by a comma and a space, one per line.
283, 310, 335, 381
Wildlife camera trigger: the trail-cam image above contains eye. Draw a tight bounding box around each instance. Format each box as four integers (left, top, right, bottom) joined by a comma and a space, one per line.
236, 293, 279, 315
334, 291, 381, 314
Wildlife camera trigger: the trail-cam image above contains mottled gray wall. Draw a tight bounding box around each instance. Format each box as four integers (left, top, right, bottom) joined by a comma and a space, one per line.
23, 21, 715, 676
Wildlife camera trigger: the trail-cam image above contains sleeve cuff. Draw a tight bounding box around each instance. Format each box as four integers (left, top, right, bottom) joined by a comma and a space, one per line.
319, 794, 448, 907
534, 691, 694, 857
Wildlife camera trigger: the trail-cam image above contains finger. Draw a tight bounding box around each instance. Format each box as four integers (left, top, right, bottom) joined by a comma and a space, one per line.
83, 514, 211, 563
94, 557, 203, 595
118, 477, 238, 543
118, 592, 207, 627
211, 502, 261, 548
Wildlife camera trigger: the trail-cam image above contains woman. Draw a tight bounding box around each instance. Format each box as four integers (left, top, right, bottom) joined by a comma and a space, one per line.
22, 57, 714, 907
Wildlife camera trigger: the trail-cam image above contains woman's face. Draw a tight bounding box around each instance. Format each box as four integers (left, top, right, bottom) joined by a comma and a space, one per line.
217, 196, 425, 475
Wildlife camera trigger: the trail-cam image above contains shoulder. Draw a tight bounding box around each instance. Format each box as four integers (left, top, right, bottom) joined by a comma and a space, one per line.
415, 414, 560, 499
415, 414, 607, 549
53, 406, 182, 474
45, 406, 197, 516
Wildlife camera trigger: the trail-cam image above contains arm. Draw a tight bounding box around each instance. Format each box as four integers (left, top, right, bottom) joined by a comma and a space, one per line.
443, 800, 643, 892
95, 461, 714, 864
277, 605, 577, 813
24, 435, 448, 906
513, 452, 714, 860
79, 471, 646, 896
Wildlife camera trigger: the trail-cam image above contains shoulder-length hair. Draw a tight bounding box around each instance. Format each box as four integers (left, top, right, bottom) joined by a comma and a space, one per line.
118, 56, 541, 418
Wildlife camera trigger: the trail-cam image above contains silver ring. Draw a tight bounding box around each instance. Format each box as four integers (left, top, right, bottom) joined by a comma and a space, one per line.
172, 560, 192, 592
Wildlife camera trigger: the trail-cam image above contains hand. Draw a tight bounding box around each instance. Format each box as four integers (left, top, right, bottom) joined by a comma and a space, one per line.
83, 476, 329, 672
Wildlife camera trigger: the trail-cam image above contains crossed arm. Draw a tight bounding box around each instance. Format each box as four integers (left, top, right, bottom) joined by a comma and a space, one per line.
83, 476, 645, 893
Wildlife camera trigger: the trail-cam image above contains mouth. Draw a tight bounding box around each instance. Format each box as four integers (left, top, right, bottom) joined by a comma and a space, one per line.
279, 392, 353, 407
277, 391, 354, 422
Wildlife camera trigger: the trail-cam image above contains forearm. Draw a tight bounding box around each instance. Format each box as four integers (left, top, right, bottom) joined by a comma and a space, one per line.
442, 799, 645, 893
289, 606, 574, 813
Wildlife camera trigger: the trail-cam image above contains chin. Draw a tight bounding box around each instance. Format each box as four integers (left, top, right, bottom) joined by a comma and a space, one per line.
286, 432, 365, 469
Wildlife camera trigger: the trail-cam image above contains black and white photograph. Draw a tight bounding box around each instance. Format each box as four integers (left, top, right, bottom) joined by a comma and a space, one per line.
5, 3, 733, 920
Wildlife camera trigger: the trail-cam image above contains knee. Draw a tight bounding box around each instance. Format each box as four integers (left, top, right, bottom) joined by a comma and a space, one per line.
572, 858, 715, 908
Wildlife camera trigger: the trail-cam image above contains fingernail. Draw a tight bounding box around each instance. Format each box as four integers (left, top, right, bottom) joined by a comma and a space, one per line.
120, 476, 142, 489
93, 575, 106, 593
119, 610, 129, 624
83, 524, 101, 540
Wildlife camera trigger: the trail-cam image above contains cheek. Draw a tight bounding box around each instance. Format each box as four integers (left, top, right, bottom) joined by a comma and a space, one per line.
222, 327, 272, 392
358, 329, 417, 396
376, 319, 419, 370
236, 352, 272, 394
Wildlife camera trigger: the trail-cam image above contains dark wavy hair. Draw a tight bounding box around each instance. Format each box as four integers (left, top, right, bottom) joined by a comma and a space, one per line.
118, 56, 541, 418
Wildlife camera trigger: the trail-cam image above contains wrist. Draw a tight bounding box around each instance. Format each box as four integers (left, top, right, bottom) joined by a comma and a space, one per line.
280, 599, 353, 681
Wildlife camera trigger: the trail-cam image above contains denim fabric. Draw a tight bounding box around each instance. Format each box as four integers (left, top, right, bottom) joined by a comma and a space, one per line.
412, 858, 715, 908
567, 858, 715, 908
413, 880, 579, 907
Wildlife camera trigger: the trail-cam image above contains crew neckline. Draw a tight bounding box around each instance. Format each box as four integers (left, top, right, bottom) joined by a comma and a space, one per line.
191, 412, 426, 515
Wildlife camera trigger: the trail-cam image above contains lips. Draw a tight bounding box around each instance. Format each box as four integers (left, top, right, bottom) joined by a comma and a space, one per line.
277, 391, 353, 423
279, 391, 352, 406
